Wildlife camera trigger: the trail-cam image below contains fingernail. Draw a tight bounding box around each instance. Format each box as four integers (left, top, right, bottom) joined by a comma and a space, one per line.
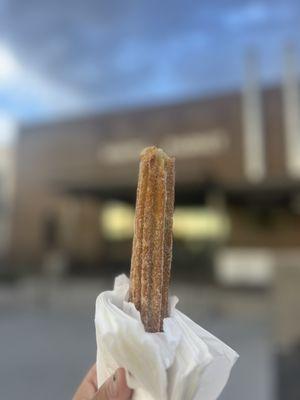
108, 370, 119, 398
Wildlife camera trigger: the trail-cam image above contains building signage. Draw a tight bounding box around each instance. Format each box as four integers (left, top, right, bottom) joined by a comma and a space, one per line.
98, 129, 229, 164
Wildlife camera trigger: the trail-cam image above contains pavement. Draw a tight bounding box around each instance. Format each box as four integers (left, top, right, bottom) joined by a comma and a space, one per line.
0, 277, 275, 400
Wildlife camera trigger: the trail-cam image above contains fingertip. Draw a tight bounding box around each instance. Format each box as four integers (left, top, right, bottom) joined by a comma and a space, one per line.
114, 368, 133, 399
93, 368, 133, 400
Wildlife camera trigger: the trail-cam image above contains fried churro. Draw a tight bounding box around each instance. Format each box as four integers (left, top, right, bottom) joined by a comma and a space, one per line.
129, 146, 175, 332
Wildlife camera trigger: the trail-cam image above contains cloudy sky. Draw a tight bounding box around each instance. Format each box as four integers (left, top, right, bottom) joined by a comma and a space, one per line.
0, 0, 299, 123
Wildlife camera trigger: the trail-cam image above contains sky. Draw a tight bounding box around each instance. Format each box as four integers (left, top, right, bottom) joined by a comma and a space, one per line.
0, 0, 299, 127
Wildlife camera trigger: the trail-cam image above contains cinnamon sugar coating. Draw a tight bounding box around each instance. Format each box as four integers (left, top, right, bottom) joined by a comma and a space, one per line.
129, 146, 175, 332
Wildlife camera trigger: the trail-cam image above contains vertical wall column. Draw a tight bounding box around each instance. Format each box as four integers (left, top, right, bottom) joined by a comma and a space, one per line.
242, 49, 266, 182
282, 44, 300, 177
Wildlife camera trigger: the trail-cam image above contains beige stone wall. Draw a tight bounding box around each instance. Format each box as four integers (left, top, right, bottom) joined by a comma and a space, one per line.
273, 256, 300, 349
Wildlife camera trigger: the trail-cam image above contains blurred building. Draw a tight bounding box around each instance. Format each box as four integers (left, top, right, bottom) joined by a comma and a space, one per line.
0, 123, 16, 268
9, 71, 300, 279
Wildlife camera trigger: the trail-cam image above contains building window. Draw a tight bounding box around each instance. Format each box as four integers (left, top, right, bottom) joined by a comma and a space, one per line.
101, 202, 134, 240
101, 202, 230, 242
173, 207, 230, 241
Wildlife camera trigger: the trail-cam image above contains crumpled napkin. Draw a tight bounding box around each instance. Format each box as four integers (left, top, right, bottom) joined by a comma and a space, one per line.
95, 275, 238, 400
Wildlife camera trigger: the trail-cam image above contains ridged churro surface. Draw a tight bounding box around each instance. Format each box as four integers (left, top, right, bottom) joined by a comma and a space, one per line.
129, 146, 175, 332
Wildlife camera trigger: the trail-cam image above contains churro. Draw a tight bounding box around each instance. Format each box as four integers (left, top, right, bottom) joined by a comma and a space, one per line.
129, 146, 175, 332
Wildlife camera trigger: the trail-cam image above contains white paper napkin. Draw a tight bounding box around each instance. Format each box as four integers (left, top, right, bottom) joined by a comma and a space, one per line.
95, 274, 238, 400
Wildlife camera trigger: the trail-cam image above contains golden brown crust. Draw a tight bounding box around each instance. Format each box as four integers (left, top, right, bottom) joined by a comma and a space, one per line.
140, 151, 158, 329
161, 157, 175, 323
147, 154, 166, 332
129, 146, 175, 332
129, 148, 153, 309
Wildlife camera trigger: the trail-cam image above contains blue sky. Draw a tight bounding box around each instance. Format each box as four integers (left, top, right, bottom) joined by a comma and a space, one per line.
0, 0, 299, 123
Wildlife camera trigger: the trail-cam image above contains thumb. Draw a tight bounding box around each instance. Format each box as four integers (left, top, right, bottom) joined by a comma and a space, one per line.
92, 368, 133, 400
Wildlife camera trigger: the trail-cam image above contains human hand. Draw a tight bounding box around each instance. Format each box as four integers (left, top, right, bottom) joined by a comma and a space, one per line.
73, 364, 133, 400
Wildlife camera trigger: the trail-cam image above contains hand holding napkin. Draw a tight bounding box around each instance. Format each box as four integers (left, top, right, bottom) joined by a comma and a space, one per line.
95, 275, 238, 400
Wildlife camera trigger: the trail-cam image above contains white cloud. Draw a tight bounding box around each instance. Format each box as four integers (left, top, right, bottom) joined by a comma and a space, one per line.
0, 42, 20, 82
0, 41, 85, 119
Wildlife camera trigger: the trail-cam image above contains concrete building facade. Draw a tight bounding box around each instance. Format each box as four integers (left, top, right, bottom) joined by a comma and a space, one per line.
9, 85, 300, 275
